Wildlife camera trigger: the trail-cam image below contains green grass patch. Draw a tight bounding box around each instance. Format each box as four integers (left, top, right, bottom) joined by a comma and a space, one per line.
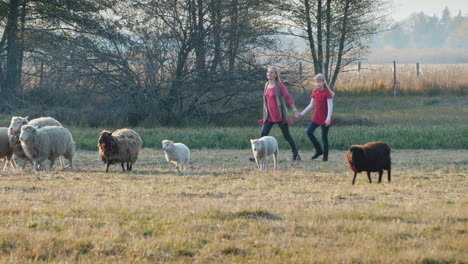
1, 95, 466, 150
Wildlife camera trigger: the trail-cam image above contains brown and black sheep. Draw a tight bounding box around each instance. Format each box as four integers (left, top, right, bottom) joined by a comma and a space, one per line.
98, 129, 142, 173
346, 142, 391, 185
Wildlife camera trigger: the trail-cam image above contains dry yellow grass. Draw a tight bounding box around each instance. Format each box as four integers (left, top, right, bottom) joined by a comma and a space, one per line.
335, 64, 468, 94
0, 148, 466, 263
289, 63, 468, 95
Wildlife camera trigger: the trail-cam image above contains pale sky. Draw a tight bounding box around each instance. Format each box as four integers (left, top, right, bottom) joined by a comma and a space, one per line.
391, 0, 468, 21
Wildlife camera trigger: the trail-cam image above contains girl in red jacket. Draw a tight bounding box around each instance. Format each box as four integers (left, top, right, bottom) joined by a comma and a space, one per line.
298, 74, 333, 162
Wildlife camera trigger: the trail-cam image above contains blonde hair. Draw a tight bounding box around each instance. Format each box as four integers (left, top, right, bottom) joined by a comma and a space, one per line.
314, 73, 335, 96
314, 73, 329, 89
268, 67, 282, 82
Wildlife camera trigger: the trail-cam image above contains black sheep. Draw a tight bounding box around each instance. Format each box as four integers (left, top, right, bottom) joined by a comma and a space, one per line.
346, 142, 391, 185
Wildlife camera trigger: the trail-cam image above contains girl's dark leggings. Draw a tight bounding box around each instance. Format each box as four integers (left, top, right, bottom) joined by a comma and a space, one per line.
306, 121, 330, 154
260, 121, 298, 155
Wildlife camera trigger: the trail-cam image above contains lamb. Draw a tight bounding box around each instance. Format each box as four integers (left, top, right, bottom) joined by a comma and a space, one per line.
0, 127, 16, 171
346, 142, 391, 185
162, 140, 190, 173
250, 136, 278, 170
98, 129, 142, 173
19, 125, 75, 172
8, 116, 64, 169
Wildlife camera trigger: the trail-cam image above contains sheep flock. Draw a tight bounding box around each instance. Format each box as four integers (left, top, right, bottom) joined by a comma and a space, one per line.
1, 115, 393, 184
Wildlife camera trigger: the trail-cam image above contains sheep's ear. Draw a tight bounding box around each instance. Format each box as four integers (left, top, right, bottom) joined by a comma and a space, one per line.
99, 130, 109, 136
25, 116, 29, 120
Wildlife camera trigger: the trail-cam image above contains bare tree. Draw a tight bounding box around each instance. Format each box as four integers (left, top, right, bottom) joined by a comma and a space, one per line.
282, 0, 389, 89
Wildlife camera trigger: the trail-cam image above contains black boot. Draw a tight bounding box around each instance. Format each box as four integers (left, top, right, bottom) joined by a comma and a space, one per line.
311, 152, 322, 160
293, 153, 301, 161
312, 142, 323, 160
311, 143, 323, 160
322, 152, 328, 162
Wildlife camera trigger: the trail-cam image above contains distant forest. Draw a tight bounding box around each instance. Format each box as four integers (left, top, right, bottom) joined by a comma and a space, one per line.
372, 7, 468, 49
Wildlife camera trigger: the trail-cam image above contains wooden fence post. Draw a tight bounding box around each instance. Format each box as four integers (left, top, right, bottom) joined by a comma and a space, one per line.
393, 61, 397, 97
416, 62, 420, 77
299, 62, 302, 78
358, 61, 361, 74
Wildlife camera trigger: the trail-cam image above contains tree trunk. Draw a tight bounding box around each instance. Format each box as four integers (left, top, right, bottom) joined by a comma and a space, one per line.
228, 0, 238, 71
16, 0, 27, 89
316, 0, 323, 74
324, 0, 331, 81
330, 0, 350, 89
304, 0, 318, 73
209, 0, 222, 73
5, 0, 20, 94
194, 0, 206, 78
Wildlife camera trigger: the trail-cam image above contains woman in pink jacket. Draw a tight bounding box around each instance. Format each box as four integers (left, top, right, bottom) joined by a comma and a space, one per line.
254, 67, 301, 161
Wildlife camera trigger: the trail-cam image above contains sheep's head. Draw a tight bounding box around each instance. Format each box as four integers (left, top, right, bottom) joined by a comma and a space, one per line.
9, 116, 29, 135
250, 139, 263, 152
162, 140, 174, 151
349, 146, 365, 163
98, 130, 114, 151
19, 125, 36, 142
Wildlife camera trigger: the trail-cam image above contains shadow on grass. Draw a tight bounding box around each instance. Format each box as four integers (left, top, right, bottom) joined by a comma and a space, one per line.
208, 210, 283, 221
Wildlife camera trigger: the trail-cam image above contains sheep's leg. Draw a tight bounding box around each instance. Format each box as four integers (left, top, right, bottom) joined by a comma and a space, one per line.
273, 151, 278, 170
367, 171, 372, 183
184, 160, 190, 173
10, 158, 17, 169
126, 163, 130, 171
32, 161, 38, 172
352, 172, 358, 185
387, 168, 391, 182
38, 162, 48, 171
33, 161, 47, 172
254, 157, 260, 169
261, 157, 266, 170
21, 160, 28, 169
59, 157, 65, 169
69, 158, 75, 169
2, 161, 7, 171
378, 170, 383, 183
49, 159, 56, 171
176, 162, 181, 173
105, 163, 110, 173
121, 163, 126, 172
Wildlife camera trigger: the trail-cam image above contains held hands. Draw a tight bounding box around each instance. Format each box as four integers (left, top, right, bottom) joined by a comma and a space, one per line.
294, 111, 303, 120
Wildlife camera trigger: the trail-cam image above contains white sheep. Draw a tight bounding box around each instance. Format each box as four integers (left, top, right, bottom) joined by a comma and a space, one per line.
0, 127, 16, 171
250, 136, 279, 170
8, 116, 64, 169
162, 140, 190, 173
19, 125, 75, 172
98, 129, 142, 173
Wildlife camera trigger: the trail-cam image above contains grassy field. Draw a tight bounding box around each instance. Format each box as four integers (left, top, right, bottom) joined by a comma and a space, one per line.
3, 95, 466, 151
0, 148, 466, 263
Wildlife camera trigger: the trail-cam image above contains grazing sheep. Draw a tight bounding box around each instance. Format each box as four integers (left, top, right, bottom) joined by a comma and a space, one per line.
98, 129, 142, 173
8, 116, 64, 169
162, 140, 190, 173
250, 136, 278, 170
19, 125, 75, 172
346, 142, 391, 185
0, 127, 16, 171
